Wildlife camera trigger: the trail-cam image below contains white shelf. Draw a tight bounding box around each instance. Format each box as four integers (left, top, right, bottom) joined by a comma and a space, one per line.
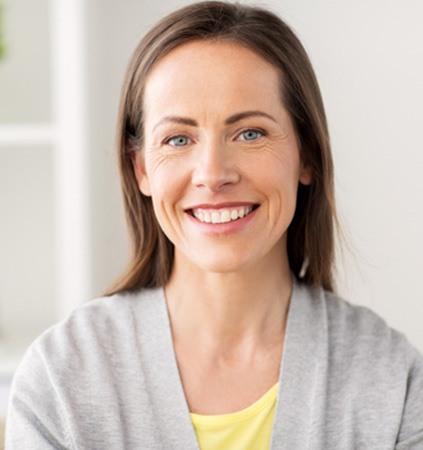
0, 124, 57, 146
0, 378, 11, 417
0, 0, 91, 384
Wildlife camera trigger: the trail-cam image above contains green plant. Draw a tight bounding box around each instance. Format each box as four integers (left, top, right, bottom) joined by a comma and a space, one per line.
0, 2, 5, 61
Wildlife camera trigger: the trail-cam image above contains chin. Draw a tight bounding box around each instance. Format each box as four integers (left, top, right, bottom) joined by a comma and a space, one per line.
188, 251, 265, 275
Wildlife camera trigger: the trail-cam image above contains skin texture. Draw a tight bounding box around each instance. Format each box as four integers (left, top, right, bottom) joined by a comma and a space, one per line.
133, 41, 311, 414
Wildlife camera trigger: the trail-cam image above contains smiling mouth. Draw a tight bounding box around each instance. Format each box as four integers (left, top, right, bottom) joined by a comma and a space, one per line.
189, 205, 258, 224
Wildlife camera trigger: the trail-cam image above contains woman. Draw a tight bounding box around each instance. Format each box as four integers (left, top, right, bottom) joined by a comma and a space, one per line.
6, 2, 423, 449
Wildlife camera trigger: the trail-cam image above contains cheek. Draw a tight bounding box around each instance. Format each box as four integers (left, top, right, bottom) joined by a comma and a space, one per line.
257, 157, 301, 222
145, 157, 186, 209
255, 146, 302, 190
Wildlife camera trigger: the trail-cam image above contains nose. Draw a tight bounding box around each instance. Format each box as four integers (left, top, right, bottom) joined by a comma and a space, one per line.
191, 139, 241, 191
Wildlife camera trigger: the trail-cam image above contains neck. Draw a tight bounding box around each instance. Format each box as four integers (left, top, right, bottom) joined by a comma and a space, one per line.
164, 253, 292, 350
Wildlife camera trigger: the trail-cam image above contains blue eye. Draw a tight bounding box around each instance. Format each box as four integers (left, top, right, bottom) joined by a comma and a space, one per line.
167, 135, 191, 147
238, 129, 264, 141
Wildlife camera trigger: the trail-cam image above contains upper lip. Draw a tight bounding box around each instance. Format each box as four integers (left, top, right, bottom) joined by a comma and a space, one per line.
185, 202, 258, 211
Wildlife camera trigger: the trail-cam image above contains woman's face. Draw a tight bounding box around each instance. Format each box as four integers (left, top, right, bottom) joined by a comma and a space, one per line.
133, 40, 311, 274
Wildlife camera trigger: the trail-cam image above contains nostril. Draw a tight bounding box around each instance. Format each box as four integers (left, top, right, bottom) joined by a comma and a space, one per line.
192, 163, 241, 190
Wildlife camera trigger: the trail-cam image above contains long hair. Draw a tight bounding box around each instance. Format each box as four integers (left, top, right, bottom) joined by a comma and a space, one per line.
106, 1, 338, 294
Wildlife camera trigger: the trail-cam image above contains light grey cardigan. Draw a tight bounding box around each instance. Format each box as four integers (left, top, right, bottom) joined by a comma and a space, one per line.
5, 281, 423, 449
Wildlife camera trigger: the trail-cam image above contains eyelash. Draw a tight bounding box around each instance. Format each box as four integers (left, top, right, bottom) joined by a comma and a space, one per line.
163, 128, 266, 148
164, 135, 192, 147
236, 128, 266, 141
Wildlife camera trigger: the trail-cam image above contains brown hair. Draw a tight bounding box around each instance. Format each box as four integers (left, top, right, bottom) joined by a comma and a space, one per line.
106, 1, 337, 295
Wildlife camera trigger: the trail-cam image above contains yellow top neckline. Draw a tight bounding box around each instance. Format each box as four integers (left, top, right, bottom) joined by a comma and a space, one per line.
190, 382, 279, 426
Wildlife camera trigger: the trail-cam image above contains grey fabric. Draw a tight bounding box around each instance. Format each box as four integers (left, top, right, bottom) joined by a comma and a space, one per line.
5, 280, 423, 449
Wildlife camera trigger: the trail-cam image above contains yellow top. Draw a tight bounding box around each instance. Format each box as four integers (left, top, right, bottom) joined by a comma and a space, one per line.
190, 383, 279, 450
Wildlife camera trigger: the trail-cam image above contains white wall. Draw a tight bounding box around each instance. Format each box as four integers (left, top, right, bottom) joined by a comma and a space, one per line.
0, 0, 51, 122
276, 0, 423, 350
86, 0, 423, 351
0, 0, 56, 351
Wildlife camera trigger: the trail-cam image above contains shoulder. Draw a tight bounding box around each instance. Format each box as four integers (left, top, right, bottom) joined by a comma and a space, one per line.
7, 289, 168, 446
323, 289, 423, 446
44, 287, 161, 335
296, 281, 423, 384
296, 281, 412, 350
16, 288, 165, 377
322, 288, 419, 361
298, 283, 423, 446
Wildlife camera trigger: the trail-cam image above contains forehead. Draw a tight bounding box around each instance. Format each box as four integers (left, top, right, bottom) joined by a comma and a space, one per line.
143, 40, 283, 117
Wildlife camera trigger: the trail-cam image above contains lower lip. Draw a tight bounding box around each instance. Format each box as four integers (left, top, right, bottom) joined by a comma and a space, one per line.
185, 207, 259, 236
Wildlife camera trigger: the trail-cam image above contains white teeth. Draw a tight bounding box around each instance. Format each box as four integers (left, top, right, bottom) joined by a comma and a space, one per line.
211, 212, 220, 224
221, 210, 231, 223
192, 206, 254, 224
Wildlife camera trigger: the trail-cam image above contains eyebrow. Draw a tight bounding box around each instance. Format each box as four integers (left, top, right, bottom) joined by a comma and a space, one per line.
152, 110, 277, 132
153, 116, 197, 132
224, 110, 277, 125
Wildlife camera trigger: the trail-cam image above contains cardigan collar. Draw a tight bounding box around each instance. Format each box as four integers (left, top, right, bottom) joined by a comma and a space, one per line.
135, 279, 328, 449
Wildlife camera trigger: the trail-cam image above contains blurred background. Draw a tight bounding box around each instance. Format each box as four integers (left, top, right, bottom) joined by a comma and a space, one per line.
0, 0, 422, 428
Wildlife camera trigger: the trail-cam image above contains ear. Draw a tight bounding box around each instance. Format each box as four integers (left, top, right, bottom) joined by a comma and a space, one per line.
132, 151, 152, 196
299, 162, 313, 186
